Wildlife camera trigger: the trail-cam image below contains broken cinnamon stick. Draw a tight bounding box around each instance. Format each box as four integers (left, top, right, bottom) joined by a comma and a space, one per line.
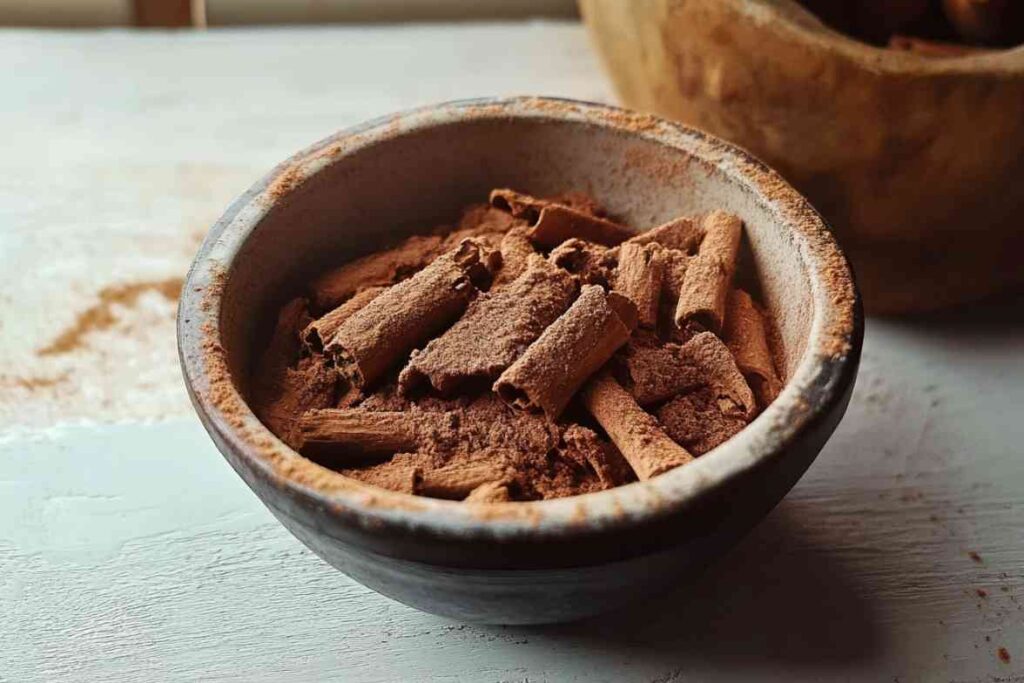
490, 188, 635, 248
417, 456, 512, 500
724, 288, 782, 409
549, 238, 615, 286
494, 226, 539, 287
342, 461, 420, 494
303, 286, 385, 352
324, 239, 498, 391
310, 234, 444, 311
675, 210, 742, 333
398, 255, 577, 396
625, 215, 702, 254
298, 408, 447, 457
464, 480, 512, 503
494, 285, 637, 418
581, 371, 694, 480
613, 242, 665, 328
560, 424, 633, 487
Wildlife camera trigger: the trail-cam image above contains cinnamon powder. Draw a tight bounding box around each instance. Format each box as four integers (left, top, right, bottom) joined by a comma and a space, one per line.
250, 191, 783, 502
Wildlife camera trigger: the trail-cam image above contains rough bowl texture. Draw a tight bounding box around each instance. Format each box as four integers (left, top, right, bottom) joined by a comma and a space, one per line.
177, 97, 862, 624
580, 0, 1024, 314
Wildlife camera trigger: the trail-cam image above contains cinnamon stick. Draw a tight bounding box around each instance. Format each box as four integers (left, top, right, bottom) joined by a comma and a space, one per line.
417, 456, 512, 500
494, 285, 637, 418
324, 239, 498, 391
625, 215, 702, 254
675, 210, 742, 333
494, 226, 539, 287
298, 408, 460, 460
724, 288, 782, 409
657, 247, 692, 340
549, 238, 615, 286
464, 480, 512, 503
303, 286, 385, 352
581, 371, 694, 480
342, 461, 420, 494
613, 242, 665, 329
310, 234, 444, 311
398, 255, 577, 396
490, 188, 635, 248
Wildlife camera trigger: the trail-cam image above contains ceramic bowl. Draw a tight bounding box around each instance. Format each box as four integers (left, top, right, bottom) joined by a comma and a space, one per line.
177, 97, 862, 625
580, 0, 1024, 314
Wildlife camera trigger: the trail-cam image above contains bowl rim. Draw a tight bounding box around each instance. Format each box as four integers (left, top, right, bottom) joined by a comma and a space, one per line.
177, 96, 862, 543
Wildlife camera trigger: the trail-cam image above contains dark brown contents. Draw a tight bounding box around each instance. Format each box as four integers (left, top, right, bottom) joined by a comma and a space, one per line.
250, 191, 783, 502
399, 255, 577, 396
798, 0, 1023, 51
657, 388, 749, 456
324, 239, 498, 391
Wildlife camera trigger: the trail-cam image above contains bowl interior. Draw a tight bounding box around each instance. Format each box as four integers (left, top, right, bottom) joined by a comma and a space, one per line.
219, 115, 814, 402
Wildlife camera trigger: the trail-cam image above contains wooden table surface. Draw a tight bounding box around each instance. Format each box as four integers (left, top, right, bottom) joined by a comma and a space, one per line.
1, 23, 1021, 683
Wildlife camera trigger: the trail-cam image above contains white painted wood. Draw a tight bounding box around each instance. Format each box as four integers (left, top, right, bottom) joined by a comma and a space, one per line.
1, 23, 1021, 683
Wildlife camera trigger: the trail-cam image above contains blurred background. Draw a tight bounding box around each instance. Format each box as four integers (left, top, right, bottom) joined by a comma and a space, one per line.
0, 0, 577, 27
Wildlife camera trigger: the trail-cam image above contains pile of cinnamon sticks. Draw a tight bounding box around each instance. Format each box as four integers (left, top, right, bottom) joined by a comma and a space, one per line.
251, 189, 782, 502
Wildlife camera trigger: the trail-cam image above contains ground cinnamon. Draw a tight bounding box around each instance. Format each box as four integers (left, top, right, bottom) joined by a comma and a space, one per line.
310, 234, 443, 311
251, 188, 784, 501
657, 387, 748, 456
251, 298, 337, 448
398, 255, 577, 396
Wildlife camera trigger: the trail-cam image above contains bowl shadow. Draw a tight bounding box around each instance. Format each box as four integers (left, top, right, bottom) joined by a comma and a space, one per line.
507, 502, 884, 671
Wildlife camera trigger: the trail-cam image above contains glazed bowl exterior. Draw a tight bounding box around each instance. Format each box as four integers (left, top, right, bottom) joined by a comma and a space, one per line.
177, 97, 862, 624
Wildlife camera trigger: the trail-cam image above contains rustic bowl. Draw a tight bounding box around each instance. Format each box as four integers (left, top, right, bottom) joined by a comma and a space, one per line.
177, 96, 862, 625
580, 0, 1024, 314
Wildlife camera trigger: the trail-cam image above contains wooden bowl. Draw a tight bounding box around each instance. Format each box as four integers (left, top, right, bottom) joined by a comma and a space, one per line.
580, 0, 1024, 313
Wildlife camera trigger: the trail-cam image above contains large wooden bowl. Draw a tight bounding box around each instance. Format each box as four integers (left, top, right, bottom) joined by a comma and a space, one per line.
580, 0, 1024, 313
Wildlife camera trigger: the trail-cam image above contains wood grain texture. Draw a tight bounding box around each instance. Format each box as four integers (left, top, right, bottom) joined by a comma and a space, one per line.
1, 24, 1022, 683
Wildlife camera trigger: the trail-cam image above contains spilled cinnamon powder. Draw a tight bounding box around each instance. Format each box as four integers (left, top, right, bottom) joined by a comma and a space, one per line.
37, 278, 183, 356
250, 190, 784, 502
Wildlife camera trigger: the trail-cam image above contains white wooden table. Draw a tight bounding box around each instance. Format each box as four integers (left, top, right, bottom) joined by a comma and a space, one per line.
1, 23, 1021, 683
